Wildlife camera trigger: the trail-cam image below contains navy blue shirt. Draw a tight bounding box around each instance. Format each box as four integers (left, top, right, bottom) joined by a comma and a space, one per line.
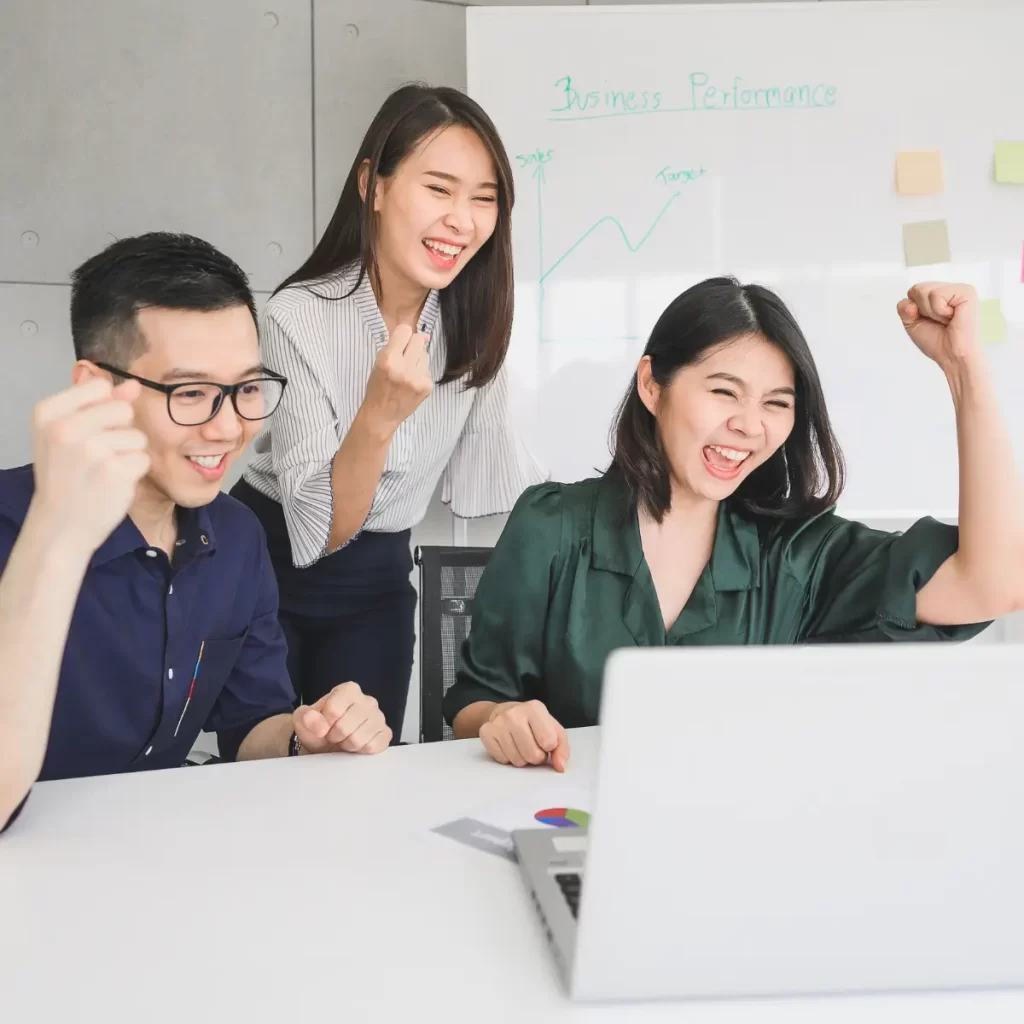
0, 465, 296, 797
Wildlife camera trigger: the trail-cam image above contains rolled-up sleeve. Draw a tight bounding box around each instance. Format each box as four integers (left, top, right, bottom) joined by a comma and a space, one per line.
261, 308, 342, 568
206, 535, 297, 761
793, 514, 992, 643
441, 365, 546, 519
443, 483, 564, 726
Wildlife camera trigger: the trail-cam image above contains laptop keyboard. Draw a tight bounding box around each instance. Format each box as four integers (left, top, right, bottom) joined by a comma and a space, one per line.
554, 872, 582, 918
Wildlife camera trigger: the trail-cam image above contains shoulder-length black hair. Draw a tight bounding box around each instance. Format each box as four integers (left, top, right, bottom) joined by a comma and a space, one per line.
610, 276, 845, 521
274, 83, 514, 388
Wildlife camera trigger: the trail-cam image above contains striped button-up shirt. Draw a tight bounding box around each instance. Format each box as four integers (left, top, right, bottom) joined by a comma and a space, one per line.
244, 263, 545, 568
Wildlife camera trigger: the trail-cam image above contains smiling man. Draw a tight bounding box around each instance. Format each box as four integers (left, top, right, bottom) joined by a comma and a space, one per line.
0, 233, 391, 831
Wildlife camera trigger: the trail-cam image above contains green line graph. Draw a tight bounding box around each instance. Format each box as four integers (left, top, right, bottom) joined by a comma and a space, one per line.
533, 163, 680, 344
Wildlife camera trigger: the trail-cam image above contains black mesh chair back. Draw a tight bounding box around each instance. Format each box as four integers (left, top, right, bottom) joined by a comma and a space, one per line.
414, 546, 493, 742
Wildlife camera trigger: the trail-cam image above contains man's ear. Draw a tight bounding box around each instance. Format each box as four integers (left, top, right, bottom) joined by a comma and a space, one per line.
71, 360, 109, 387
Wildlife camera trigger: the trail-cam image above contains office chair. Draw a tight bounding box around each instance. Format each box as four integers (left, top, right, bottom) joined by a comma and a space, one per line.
414, 545, 492, 743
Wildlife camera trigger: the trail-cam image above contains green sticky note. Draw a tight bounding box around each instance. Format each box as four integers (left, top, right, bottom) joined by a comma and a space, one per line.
994, 141, 1024, 184
979, 299, 1008, 344
902, 219, 951, 267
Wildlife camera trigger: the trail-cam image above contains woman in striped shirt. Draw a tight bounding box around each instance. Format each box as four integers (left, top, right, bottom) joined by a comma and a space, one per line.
231, 85, 542, 737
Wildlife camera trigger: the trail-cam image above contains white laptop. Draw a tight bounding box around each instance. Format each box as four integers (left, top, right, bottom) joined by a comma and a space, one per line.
513, 644, 1024, 1003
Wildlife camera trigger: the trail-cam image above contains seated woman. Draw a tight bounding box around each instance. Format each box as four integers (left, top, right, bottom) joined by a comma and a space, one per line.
443, 278, 1022, 770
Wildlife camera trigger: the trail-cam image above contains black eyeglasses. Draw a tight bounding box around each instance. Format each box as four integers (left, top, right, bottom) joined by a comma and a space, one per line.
94, 363, 288, 427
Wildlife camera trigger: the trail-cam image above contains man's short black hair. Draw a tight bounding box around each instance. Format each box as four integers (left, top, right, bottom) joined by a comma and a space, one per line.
70, 232, 258, 366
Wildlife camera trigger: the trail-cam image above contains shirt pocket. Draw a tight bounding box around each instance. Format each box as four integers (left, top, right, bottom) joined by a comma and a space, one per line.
174, 631, 248, 737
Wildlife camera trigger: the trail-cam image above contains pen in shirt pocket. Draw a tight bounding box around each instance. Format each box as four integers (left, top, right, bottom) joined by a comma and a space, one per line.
173, 640, 205, 737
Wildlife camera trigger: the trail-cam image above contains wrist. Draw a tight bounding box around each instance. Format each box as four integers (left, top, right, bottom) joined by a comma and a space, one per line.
20, 500, 97, 569
943, 352, 991, 405
353, 402, 398, 445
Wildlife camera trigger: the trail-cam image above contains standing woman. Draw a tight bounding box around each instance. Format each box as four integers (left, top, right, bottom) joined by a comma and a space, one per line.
232, 85, 542, 736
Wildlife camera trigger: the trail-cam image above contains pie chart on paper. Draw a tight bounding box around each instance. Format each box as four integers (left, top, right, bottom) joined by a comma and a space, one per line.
534, 807, 590, 829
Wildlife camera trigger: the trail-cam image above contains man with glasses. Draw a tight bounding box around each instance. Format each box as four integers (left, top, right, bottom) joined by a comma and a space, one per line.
0, 233, 391, 833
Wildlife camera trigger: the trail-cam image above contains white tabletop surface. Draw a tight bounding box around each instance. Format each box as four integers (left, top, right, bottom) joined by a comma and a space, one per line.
2, 727, 1024, 1023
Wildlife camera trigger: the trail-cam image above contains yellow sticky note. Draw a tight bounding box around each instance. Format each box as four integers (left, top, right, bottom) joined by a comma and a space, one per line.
994, 141, 1024, 184
896, 150, 944, 194
902, 219, 951, 267
979, 299, 1008, 344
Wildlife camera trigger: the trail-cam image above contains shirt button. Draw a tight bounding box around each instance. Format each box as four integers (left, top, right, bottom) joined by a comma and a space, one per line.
144, 746, 153, 756
168, 668, 174, 680
145, 550, 158, 558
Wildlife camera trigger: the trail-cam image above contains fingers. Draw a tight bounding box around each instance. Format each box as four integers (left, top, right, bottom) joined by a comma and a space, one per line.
302, 682, 390, 754
530, 712, 562, 754
507, 713, 547, 763
87, 427, 149, 455
550, 724, 571, 774
906, 283, 974, 325
498, 731, 531, 767
325, 700, 379, 749
402, 333, 431, 383
46, 396, 139, 447
383, 324, 429, 357
405, 331, 429, 359
117, 450, 152, 482
294, 705, 330, 745
385, 323, 414, 351
33, 378, 142, 434
111, 379, 142, 404
33, 379, 114, 429
913, 289, 951, 323
356, 726, 392, 755
375, 333, 431, 386
530, 710, 570, 771
480, 718, 518, 765
314, 680, 361, 717
896, 298, 919, 327
329, 712, 390, 753
480, 729, 511, 765
480, 701, 569, 771
481, 724, 560, 769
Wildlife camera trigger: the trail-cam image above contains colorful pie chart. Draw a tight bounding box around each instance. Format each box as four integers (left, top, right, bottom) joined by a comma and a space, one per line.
534, 807, 590, 829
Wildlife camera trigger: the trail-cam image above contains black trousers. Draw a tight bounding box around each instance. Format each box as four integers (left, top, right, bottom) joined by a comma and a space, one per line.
276, 588, 415, 733
231, 479, 416, 736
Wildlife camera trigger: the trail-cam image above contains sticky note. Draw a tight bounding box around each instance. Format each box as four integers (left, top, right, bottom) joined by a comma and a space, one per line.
994, 141, 1024, 184
896, 150, 944, 195
979, 299, 1008, 344
902, 220, 951, 267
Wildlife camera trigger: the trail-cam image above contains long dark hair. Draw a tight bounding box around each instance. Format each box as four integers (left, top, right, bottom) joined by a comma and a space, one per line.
611, 277, 845, 522
275, 84, 515, 388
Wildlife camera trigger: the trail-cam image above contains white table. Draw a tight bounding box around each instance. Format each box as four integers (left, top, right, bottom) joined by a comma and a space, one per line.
2, 729, 1023, 1023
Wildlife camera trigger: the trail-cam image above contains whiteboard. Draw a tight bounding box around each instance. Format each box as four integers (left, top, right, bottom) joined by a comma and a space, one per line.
467, 1, 1024, 518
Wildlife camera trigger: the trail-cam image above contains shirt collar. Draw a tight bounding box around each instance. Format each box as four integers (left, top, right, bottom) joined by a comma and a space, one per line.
349, 261, 442, 347
590, 472, 645, 577
590, 472, 761, 591
89, 503, 218, 568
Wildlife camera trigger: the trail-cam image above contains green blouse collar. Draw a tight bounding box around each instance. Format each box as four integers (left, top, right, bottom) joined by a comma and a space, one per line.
589, 472, 763, 593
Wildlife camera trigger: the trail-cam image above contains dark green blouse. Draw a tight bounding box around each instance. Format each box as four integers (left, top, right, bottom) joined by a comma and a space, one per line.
443, 474, 990, 730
